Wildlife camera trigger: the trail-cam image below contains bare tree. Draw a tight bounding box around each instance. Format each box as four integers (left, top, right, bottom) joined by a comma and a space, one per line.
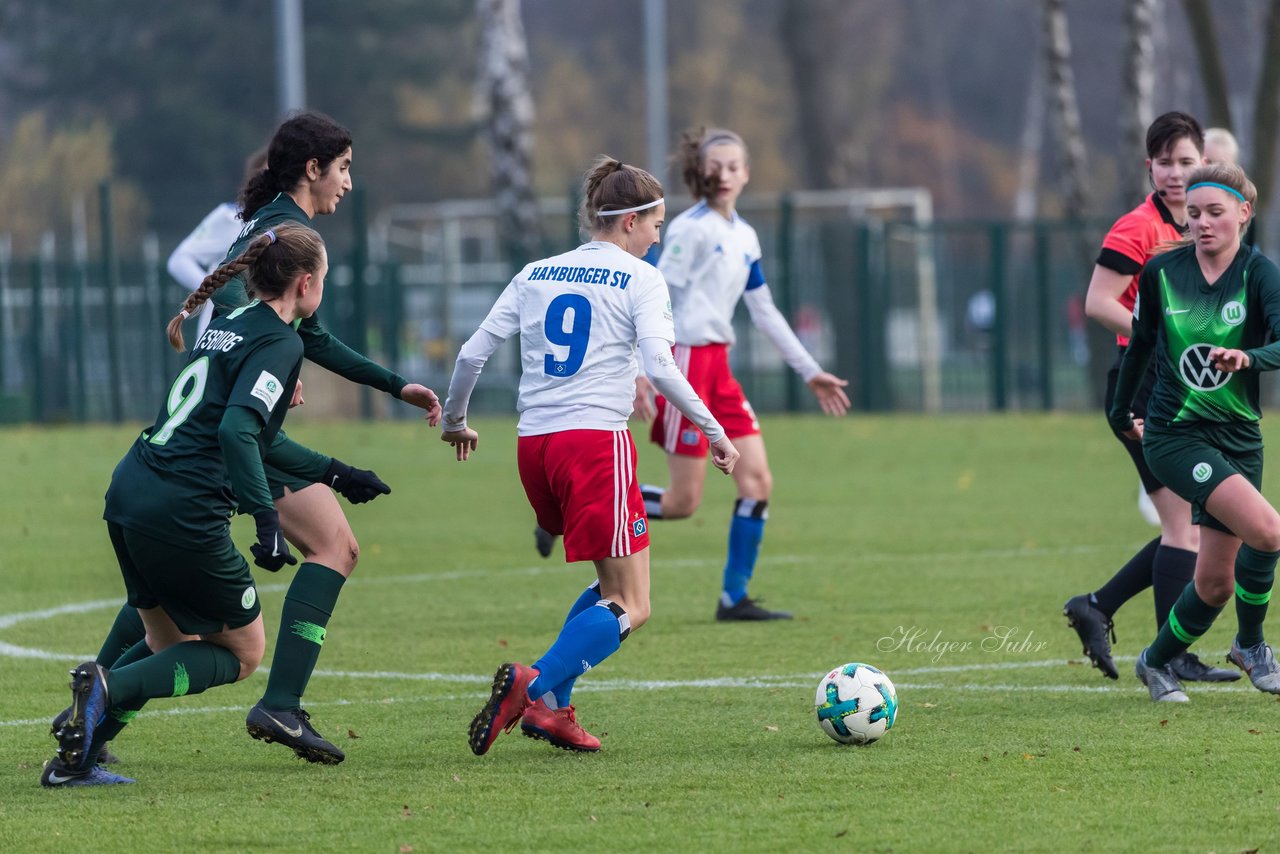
1044, 0, 1089, 227
1044, 0, 1109, 401
1122, 0, 1156, 206
475, 0, 542, 266
1250, 0, 1280, 232
1181, 0, 1233, 128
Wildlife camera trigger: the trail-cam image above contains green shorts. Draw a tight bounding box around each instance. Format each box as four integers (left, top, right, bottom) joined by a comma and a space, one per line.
1142, 421, 1264, 534
264, 463, 313, 502
107, 522, 260, 634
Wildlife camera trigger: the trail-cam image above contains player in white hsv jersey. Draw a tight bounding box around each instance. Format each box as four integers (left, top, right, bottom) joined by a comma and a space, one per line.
166, 149, 268, 339
442, 157, 739, 755
638, 127, 850, 622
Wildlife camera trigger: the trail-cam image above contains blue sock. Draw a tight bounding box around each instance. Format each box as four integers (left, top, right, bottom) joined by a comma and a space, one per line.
529, 599, 630, 700
544, 582, 602, 708
722, 499, 767, 606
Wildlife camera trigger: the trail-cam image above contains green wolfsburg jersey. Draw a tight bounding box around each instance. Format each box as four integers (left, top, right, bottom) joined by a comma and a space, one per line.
1112, 243, 1280, 429
209, 192, 408, 397
104, 301, 303, 547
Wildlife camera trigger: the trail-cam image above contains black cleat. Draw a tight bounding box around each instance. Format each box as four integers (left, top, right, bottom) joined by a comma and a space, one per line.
1063, 594, 1118, 679
246, 702, 345, 765
51, 706, 121, 765
534, 526, 555, 559
56, 662, 111, 771
1169, 651, 1241, 683
715, 596, 793, 622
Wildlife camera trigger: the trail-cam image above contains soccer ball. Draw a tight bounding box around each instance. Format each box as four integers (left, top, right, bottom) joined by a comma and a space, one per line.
815, 662, 898, 745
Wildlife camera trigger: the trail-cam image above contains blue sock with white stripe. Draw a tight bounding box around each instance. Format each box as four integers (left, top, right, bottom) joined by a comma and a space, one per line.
722, 499, 767, 606
543, 581, 602, 709
528, 599, 631, 701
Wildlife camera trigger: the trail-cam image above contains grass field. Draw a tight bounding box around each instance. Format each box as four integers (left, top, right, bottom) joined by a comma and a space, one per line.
4, 413, 1280, 852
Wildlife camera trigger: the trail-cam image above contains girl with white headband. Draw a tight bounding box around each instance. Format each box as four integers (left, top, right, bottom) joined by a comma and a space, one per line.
1110, 162, 1280, 702
635, 126, 849, 622
441, 156, 739, 755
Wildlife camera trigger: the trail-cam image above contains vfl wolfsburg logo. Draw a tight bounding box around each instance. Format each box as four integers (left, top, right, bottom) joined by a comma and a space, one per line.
1179, 344, 1229, 391
1192, 462, 1213, 483
242, 587, 257, 609
1222, 300, 1245, 326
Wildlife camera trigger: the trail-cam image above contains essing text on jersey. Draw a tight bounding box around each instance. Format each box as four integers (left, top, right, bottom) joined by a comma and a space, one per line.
194, 329, 244, 353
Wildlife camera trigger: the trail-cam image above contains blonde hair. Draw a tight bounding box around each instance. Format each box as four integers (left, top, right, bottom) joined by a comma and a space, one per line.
1158, 162, 1257, 254
166, 223, 326, 351
1203, 128, 1239, 165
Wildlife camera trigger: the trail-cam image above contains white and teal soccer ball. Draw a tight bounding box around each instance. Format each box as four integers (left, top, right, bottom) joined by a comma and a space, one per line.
815, 662, 898, 745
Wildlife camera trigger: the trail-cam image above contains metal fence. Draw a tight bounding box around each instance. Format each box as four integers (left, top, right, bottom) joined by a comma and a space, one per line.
1, 184, 1120, 425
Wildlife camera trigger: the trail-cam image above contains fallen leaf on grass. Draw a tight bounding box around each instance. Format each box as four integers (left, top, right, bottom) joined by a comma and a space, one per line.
835, 830, 848, 838
1249, 729, 1263, 735
400, 806, 412, 819
497, 638, 509, 648
589, 815, 598, 822
399, 846, 414, 853
451, 774, 461, 783
347, 729, 361, 739
1159, 720, 1169, 727
765, 725, 779, 732
921, 702, 937, 708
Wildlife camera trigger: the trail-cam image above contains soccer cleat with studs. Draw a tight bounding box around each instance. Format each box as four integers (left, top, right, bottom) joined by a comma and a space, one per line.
40, 756, 134, 788
246, 701, 345, 764
1226, 639, 1280, 694
715, 596, 792, 622
1135, 649, 1189, 702
55, 662, 111, 771
468, 662, 537, 756
1168, 650, 1241, 683
521, 699, 601, 752
1062, 594, 1118, 679
51, 706, 121, 765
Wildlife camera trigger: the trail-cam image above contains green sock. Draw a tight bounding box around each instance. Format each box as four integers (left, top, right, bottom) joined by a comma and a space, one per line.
89, 639, 156, 752
108, 641, 241, 707
95, 606, 146, 666
1234, 544, 1278, 648
261, 562, 345, 710
1146, 583, 1223, 667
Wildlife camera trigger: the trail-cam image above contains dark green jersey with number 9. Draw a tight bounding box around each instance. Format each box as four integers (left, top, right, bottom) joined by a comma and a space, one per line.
104, 301, 303, 547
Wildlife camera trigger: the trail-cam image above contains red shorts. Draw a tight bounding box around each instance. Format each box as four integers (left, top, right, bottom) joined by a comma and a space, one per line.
517, 429, 650, 563
650, 343, 760, 457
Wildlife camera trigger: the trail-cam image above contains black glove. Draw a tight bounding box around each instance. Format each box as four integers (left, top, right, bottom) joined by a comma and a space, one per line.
250, 510, 297, 572
324, 459, 391, 504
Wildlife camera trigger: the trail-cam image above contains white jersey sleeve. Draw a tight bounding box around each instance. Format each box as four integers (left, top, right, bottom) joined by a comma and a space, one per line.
167, 203, 243, 291
743, 285, 822, 381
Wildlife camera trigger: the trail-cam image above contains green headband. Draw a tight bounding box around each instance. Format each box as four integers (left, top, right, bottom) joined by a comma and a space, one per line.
1188, 181, 1247, 203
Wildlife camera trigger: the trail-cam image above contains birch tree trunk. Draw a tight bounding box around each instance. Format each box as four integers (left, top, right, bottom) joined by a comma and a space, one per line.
475, 0, 542, 266
1123, 0, 1156, 207
1044, 0, 1108, 401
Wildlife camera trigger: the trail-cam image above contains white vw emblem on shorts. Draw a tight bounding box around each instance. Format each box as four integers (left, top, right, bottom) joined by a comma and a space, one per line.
1192, 463, 1213, 484
242, 586, 257, 609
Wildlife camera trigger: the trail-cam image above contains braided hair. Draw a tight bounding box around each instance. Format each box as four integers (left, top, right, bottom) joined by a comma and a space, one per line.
166, 223, 326, 351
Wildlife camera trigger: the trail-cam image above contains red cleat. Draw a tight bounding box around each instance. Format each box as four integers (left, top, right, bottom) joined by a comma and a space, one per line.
521, 699, 601, 752
468, 663, 538, 756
